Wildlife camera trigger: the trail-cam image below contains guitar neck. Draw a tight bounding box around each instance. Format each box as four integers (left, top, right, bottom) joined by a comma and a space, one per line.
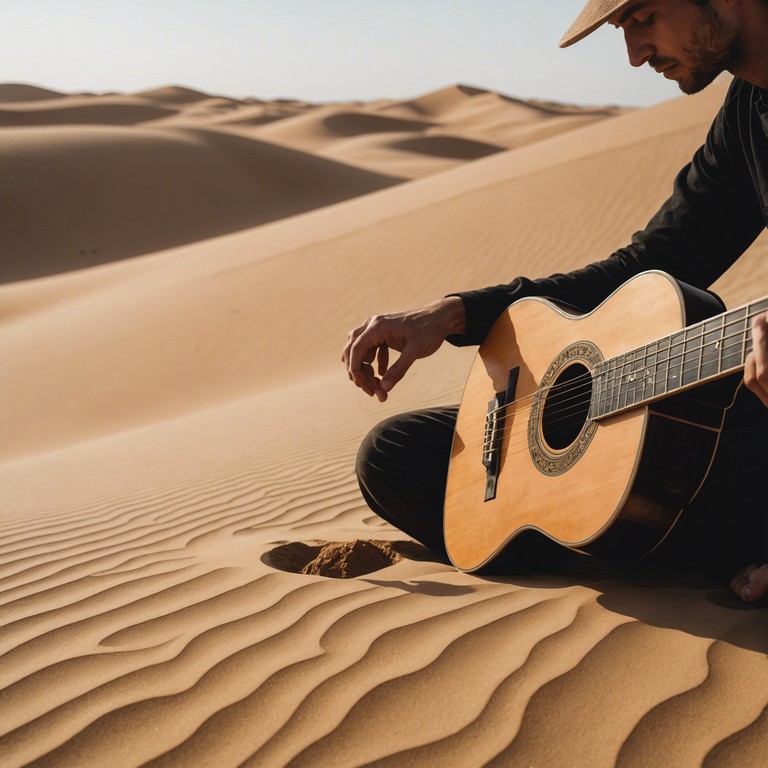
591, 296, 768, 419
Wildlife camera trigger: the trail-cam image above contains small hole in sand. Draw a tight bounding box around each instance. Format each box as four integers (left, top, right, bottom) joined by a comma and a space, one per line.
264, 539, 436, 579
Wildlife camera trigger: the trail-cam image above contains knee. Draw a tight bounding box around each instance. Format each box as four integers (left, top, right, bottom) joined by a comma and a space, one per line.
355, 428, 376, 490
355, 414, 401, 491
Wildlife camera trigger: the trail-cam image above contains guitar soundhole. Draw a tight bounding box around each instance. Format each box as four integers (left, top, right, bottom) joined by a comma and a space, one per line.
542, 362, 592, 450
529, 341, 601, 476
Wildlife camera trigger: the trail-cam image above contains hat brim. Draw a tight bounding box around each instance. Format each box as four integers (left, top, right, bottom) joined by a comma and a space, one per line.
558, 0, 634, 48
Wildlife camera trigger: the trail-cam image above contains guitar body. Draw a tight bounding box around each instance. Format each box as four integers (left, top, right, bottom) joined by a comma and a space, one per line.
444, 271, 740, 573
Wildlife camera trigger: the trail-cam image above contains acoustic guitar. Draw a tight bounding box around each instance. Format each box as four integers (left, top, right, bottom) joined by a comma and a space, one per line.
443, 270, 768, 573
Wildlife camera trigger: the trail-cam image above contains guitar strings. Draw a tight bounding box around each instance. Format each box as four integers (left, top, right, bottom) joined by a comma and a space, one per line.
479, 311, 762, 453
479, 304, 767, 457
481, 346, 755, 459
482, 380, 591, 454
482, 327, 755, 455
482, 305, 764, 425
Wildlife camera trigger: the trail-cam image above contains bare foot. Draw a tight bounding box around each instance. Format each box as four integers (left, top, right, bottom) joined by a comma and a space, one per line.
729, 563, 768, 603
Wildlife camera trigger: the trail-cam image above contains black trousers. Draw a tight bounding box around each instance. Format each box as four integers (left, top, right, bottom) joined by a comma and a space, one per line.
356, 387, 768, 580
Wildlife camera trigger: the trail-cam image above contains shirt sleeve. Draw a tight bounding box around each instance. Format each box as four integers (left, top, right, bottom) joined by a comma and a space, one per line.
447, 78, 766, 347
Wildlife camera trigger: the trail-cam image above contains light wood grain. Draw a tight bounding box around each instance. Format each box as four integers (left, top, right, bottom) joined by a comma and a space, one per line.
444, 272, 690, 571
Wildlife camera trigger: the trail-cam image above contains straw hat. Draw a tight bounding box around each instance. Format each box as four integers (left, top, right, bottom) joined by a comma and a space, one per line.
559, 0, 635, 48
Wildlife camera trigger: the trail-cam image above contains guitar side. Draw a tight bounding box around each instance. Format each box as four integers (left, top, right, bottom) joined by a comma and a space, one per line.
443, 271, 733, 573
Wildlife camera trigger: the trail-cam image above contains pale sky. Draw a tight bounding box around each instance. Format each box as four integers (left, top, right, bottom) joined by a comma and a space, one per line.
1, 0, 682, 107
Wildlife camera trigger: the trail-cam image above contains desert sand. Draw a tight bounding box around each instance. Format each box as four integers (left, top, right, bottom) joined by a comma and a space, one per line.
0, 79, 766, 767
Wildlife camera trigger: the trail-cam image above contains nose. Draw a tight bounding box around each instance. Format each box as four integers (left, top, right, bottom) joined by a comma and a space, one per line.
623, 29, 654, 67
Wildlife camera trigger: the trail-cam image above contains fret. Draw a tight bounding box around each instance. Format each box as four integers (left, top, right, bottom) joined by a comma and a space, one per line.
628, 349, 645, 405
595, 361, 606, 418
741, 301, 760, 363
681, 327, 702, 387
620, 348, 645, 408
592, 363, 607, 418
594, 362, 608, 416
596, 362, 607, 418
667, 331, 685, 393
739, 308, 750, 367
601, 362, 613, 417
705, 314, 725, 380
719, 314, 725, 373
697, 325, 705, 381
722, 307, 747, 371
618, 352, 636, 409
620, 351, 632, 408
610, 356, 621, 413
614, 354, 626, 411
604, 363, 613, 417
642, 341, 658, 401
609, 357, 620, 412
655, 337, 670, 396
745, 304, 753, 358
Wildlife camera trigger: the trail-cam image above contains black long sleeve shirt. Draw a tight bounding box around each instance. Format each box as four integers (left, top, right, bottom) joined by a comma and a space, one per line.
449, 78, 768, 347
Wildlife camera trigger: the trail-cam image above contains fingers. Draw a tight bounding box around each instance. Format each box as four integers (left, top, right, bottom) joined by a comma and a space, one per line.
341, 300, 457, 399
377, 344, 389, 377
341, 322, 365, 366
342, 317, 389, 401
729, 563, 768, 603
744, 313, 768, 407
351, 352, 387, 401
380, 347, 417, 393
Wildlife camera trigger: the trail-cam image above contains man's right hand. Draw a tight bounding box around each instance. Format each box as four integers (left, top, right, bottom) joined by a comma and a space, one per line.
342, 296, 466, 401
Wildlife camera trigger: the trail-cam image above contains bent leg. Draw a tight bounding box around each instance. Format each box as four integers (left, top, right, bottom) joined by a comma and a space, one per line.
356, 406, 458, 557
653, 386, 768, 585
355, 405, 571, 573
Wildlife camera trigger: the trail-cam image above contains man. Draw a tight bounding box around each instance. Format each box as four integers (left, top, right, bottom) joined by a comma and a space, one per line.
342, 0, 768, 602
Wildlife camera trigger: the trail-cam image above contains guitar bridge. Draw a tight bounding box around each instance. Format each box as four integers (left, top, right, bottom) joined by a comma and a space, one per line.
483, 367, 519, 501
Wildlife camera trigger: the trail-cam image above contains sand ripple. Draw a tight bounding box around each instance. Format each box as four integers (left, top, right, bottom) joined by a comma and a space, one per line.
1, 80, 766, 767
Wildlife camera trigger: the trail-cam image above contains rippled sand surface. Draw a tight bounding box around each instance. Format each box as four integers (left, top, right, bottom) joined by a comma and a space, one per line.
1, 80, 766, 767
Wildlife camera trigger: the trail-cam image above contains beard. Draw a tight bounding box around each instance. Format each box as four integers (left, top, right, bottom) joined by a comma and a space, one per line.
653, 5, 744, 94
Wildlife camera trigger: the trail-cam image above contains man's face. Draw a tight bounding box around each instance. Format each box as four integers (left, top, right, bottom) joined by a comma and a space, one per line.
610, 0, 743, 94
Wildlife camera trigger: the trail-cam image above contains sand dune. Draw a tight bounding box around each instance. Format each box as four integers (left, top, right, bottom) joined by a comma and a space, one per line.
252, 83, 625, 177
0, 83, 66, 102
1, 79, 766, 767
1, 83, 622, 282
135, 85, 224, 104
245, 105, 435, 152
0, 124, 402, 282
0, 96, 179, 127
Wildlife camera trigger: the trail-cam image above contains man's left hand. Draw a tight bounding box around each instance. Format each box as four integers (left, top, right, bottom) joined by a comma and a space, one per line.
744, 311, 768, 407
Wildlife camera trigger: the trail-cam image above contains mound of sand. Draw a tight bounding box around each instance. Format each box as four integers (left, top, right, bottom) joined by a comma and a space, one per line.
267, 540, 438, 578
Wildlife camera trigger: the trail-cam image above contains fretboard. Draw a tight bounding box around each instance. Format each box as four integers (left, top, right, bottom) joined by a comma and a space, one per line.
590, 296, 768, 419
